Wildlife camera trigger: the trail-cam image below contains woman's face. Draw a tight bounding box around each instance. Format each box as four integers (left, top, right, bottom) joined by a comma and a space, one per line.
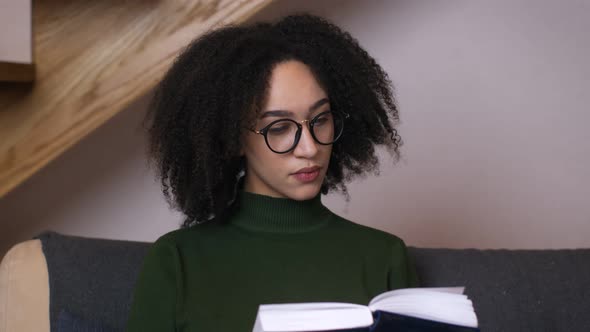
241, 60, 332, 200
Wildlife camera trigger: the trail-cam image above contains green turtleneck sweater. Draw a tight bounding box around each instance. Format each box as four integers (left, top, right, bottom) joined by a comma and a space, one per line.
126, 192, 419, 332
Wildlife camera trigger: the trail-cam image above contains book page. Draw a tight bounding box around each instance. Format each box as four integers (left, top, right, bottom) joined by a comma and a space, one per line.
367, 287, 478, 328
255, 302, 373, 331
368, 287, 465, 307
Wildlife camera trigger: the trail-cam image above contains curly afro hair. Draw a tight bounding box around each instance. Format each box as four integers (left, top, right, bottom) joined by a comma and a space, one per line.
145, 13, 403, 228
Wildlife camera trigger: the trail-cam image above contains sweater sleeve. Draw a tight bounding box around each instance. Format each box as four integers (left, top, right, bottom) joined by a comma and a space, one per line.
387, 238, 420, 289
126, 237, 180, 332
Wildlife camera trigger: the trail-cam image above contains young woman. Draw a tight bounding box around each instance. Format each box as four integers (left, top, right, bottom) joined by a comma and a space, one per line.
126, 13, 419, 332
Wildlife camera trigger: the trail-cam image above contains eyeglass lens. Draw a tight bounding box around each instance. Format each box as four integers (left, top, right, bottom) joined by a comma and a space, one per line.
265, 111, 344, 153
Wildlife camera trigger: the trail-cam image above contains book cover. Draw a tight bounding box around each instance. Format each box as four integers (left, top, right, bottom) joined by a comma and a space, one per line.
369, 310, 480, 332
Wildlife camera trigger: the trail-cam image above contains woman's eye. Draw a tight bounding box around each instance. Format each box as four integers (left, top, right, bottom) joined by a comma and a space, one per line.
268, 125, 290, 135
314, 114, 332, 126
315, 117, 328, 125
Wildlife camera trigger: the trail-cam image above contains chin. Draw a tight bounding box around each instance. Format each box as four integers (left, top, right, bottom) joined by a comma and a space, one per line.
286, 184, 322, 201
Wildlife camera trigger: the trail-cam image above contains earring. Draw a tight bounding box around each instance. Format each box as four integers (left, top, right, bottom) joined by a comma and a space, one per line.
227, 156, 246, 207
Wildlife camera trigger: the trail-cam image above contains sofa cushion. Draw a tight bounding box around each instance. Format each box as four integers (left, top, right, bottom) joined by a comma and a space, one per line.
57, 309, 118, 332
35, 231, 150, 332
409, 247, 590, 332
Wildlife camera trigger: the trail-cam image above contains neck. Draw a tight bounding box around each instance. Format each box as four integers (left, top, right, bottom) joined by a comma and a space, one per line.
229, 190, 332, 233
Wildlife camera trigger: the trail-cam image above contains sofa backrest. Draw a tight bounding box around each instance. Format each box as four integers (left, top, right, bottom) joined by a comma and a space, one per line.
36, 231, 590, 332
409, 247, 590, 331
36, 231, 149, 331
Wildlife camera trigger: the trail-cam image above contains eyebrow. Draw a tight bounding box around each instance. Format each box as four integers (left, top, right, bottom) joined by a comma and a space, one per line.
259, 98, 330, 119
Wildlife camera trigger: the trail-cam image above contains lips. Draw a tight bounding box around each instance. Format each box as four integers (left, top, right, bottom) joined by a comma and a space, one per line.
292, 166, 321, 183
293, 166, 321, 174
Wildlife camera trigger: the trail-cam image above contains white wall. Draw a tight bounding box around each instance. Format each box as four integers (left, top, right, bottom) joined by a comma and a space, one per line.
0, 0, 32, 63
1, 0, 589, 257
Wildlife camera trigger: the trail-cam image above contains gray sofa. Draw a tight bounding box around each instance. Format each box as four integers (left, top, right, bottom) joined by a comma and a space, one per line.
3, 231, 590, 331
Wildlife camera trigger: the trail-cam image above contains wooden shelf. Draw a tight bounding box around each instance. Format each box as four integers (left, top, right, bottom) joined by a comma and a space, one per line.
0, 62, 35, 82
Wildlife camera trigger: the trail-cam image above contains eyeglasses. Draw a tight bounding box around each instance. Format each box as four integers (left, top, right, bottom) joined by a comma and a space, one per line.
248, 110, 349, 154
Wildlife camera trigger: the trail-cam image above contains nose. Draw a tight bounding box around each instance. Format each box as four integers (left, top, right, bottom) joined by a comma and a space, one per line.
293, 124, 319, 158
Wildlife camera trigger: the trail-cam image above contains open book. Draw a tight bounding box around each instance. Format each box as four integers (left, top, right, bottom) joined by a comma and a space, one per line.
252, 287, 479, 332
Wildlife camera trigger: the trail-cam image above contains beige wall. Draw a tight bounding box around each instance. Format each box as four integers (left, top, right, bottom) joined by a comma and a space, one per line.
1, 0, 589, 257
0, 0, 32, 63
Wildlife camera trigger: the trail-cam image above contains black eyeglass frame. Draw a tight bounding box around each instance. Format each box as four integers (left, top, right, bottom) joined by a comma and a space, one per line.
247, 110, 350, 154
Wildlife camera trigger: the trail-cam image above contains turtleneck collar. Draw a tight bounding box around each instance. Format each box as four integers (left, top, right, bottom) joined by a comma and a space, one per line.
229, 190, 332, 234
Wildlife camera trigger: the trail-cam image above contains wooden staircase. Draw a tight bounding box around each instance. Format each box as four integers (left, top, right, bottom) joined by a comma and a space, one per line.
0, 0, 273, 198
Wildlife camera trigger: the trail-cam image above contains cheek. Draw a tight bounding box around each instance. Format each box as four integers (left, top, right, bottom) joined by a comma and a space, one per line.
320, 145, 333, 160
243, 135, 282, 171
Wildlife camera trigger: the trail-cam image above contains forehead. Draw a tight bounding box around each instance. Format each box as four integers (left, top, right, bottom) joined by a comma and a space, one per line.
263, 60, 328, 112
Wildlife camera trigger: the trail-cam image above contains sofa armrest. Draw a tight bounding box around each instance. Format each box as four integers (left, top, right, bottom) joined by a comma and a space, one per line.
0, 239, 50, 332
